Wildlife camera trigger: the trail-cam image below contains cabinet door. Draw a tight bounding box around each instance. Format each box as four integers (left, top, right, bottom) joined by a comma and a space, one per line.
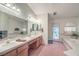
4, 50, 17, 56
39, 36, 43, 45
18, 49, 28, 56
18, 44, 28, 54
36, 36, 43, 48
17, 44, 28, 56
36, 39, 40, 48
39, 37, 42, 45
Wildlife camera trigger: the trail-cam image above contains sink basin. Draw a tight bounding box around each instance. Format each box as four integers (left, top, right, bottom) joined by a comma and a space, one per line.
0, 41, 16, 47
16, 39, 26, 42
0, 41, 23, 53
0, 42, 15, 52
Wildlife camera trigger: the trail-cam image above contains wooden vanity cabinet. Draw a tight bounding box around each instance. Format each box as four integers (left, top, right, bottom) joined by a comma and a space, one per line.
18, 49, 28, 56
4, 50, 17, 56
17, 44, 28, 56
28, 36, 43, 55
4, 43, 28, 56
3, 36, 43, 56
36, 39, 40, 48
39, 36, 43, 45
28, 36, 42, 50
36, 36, 43, 48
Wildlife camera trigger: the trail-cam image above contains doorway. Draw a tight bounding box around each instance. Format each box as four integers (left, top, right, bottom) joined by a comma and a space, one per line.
52, 26, 60, 41
48, 25, 60, 44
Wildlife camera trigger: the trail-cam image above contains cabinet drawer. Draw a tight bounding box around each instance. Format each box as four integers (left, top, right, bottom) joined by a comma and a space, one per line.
18, 44, 28, 54
4, 50, 17, 56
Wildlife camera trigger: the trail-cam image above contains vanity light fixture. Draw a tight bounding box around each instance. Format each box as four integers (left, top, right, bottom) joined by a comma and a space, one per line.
16, 9, 20, 11
5, 3, 11, 7
1, 3, 21, 13
12, 6, 16, 9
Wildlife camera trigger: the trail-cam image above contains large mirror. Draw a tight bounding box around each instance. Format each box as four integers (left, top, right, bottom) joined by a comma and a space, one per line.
0, 11, 28, 39
28, 19, 42, 36
28, 20, 36, 35
0, 11, 42, 39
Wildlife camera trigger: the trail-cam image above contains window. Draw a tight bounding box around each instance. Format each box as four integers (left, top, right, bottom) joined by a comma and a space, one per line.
64, 26, 76, 32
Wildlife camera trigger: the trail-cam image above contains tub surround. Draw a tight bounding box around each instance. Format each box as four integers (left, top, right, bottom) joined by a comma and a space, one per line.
0, 33, 43, 56
62, 36, 79, 56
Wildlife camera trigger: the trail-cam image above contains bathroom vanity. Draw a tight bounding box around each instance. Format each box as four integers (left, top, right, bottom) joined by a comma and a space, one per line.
0, 34, 43, 56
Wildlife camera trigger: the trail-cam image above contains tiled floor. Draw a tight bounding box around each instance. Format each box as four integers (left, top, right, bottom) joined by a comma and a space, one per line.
30, 41, 67, 56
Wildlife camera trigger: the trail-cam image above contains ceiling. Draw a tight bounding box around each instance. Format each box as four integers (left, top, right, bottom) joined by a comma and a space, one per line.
27, 3, 79, 19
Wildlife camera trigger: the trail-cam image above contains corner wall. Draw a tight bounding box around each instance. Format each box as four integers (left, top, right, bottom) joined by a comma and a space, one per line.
37, 14, 48, 45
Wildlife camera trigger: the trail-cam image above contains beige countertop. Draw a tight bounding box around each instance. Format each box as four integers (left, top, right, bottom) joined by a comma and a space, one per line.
0, 33, 42, 55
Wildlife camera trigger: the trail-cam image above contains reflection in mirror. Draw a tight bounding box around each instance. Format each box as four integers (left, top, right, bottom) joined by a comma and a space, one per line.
7, 16, 28, 38
36, 24, 39, 31
0, 11, 28, 39
28, 19, 42, 36
0, 11, 8, 39
0, 10, 42, 39
32, 24, 35, 31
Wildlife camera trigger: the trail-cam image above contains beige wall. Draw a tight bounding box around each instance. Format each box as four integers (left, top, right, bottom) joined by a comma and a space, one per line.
48, 16, 79, 40
37, 14, 48, 45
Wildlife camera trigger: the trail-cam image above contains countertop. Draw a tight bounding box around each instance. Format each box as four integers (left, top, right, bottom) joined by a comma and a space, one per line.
62, 36, 79, 56
0, 33, 42, 55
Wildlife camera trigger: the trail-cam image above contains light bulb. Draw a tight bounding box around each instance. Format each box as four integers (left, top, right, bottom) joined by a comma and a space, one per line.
17, 9, 20, 11
12, 7, 16, 9
6, 4, 11, 7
